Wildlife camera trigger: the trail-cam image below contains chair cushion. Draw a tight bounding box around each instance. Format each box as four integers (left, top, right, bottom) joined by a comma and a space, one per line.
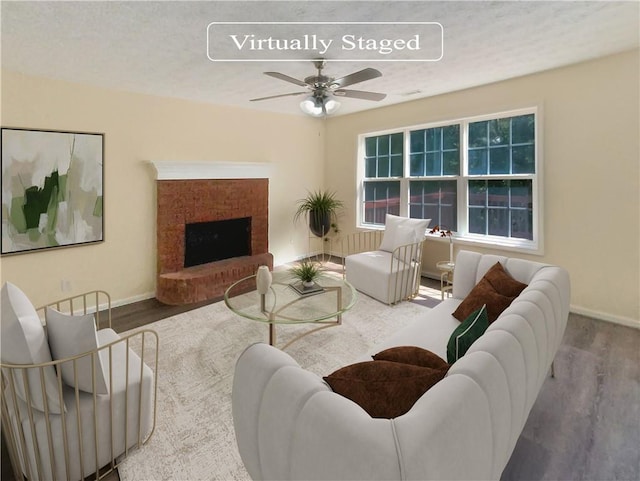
452, 262, 528, 323
362, 299, 462, 362
0, 282, 65, 413
324, 361, 447, 418
46, 307, 109, 394
379, 214, 430, 253
372, 346, 449, 370
447, 305, 489, 363
345, 251, 414, 304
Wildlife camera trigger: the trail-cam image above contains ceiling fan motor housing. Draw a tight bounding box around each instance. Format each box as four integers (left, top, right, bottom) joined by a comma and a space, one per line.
304, 74, 332, 88
250, 59, 385, 116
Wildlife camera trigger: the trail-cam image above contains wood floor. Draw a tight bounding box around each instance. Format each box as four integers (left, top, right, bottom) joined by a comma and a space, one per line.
2, 276, 639, 481
503, 313, 640, 481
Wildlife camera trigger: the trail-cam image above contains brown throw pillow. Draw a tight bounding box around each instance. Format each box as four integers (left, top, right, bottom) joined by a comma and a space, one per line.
453, 262, 528, 323
324, 361, 447, 419
483, 262, 528, 297
372, 346, 449, 370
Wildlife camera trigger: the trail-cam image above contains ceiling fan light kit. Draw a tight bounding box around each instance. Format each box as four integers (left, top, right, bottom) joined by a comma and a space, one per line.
251, 59, 386, 118
300, 95, 340, 117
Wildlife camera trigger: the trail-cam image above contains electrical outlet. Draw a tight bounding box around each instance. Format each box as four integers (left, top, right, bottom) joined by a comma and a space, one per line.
60, 280, 71, 292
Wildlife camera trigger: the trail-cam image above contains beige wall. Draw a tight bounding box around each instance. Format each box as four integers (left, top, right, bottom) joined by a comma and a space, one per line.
0, 71, 325, 307
325, 50, 640, 326
2, 50, 638, 326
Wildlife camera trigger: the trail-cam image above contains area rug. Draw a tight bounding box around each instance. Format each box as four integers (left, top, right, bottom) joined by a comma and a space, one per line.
118, 288, 439, 481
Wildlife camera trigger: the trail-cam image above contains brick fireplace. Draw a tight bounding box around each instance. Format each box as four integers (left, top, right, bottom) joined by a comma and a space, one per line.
153, 162, 273, 305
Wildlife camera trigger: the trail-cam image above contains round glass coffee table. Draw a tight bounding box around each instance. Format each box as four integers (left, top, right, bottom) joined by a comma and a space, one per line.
224, 271, 357, 349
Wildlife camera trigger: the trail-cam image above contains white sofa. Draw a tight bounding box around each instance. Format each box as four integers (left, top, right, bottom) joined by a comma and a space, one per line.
232, 250, 571, 480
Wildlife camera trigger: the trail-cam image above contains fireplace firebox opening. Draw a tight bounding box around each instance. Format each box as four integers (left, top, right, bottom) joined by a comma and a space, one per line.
184, 217, 251, 268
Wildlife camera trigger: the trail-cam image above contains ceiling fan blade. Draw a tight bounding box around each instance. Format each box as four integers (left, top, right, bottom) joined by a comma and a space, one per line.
330, 68, 382, 89
264, 72, 309, 87
250, 91, 307, 102
334, 89, 387, 101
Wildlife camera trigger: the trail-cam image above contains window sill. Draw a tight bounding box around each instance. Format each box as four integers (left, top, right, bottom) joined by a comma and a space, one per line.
357, 222, 543, 256
425, 232, 543, 256
357, 223, 386, 232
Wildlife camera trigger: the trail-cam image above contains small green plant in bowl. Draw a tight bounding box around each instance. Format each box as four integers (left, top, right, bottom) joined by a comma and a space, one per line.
289, 260, 324, 287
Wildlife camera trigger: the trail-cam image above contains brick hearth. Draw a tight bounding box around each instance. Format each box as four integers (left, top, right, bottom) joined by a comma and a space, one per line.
156, 178, 273, 304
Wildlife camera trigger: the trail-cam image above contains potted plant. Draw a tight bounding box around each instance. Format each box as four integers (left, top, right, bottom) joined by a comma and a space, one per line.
293, 190, 344, 238
289, 260, 324, 288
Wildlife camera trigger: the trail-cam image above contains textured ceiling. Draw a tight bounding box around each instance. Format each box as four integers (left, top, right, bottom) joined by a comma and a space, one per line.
2, 1, 638, 117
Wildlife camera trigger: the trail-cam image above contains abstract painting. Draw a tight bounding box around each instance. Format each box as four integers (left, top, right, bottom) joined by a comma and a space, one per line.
1, 128, 104, 255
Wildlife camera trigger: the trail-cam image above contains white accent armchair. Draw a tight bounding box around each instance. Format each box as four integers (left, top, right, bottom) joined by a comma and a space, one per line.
1, 283, 158, 481
341, 215, 429, 304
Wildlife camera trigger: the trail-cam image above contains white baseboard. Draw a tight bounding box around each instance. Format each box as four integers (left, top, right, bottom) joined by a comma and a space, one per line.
105, 282, 640, 332
98, 291, 156, 316
419, 271, 638, 329
111, 291, 156, 309
276, 251, 329, 266
421, 270, 441, 280
44, 291, 156, 318
423, 271, 639, 329
570, 304, 640, 329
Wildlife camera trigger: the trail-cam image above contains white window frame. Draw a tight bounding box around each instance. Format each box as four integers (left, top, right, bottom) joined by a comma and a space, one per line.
356, 107, 544, 255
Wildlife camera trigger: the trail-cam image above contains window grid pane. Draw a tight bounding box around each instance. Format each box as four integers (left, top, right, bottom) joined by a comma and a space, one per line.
409, 180, 457, 230
363, 181, 401, 224
468, 114, 535, 175
364, 134, 405, 179
409, 125, 460, 177
467, 179, 533, 240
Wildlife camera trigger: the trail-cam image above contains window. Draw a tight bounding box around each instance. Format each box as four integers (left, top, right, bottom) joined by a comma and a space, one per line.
363, 133, 403, 223
358, 109, 540, 252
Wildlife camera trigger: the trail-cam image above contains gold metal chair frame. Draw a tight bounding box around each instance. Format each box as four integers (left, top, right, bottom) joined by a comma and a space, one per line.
340, 230, 425, 305
1, 290, 159, 481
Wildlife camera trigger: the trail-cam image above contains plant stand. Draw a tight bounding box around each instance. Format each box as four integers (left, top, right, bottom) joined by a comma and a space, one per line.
308, 226, 332, 264
436, 260, 455, 300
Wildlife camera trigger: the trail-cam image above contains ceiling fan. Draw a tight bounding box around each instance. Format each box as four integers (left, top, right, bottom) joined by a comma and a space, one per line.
250, 59, 386, 117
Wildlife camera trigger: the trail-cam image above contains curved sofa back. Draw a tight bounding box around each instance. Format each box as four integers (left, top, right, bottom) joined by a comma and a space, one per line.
232, 251, 570, 480
392, 250, 571, 479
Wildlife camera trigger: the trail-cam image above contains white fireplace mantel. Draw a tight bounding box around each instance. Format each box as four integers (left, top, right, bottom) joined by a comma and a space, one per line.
149, 161, 274, 180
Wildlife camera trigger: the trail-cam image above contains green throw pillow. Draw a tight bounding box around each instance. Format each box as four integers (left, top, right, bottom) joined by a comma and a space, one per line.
447, 304, 489, 364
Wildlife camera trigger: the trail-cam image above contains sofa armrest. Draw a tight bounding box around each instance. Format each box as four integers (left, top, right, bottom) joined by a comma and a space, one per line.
232, 343, 402, 480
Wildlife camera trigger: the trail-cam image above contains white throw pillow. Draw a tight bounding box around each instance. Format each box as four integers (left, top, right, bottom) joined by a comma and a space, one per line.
46, 307, 109, 394
378, 214, 403, 252
0, 282, 65, 413
379, 214, 430, 253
